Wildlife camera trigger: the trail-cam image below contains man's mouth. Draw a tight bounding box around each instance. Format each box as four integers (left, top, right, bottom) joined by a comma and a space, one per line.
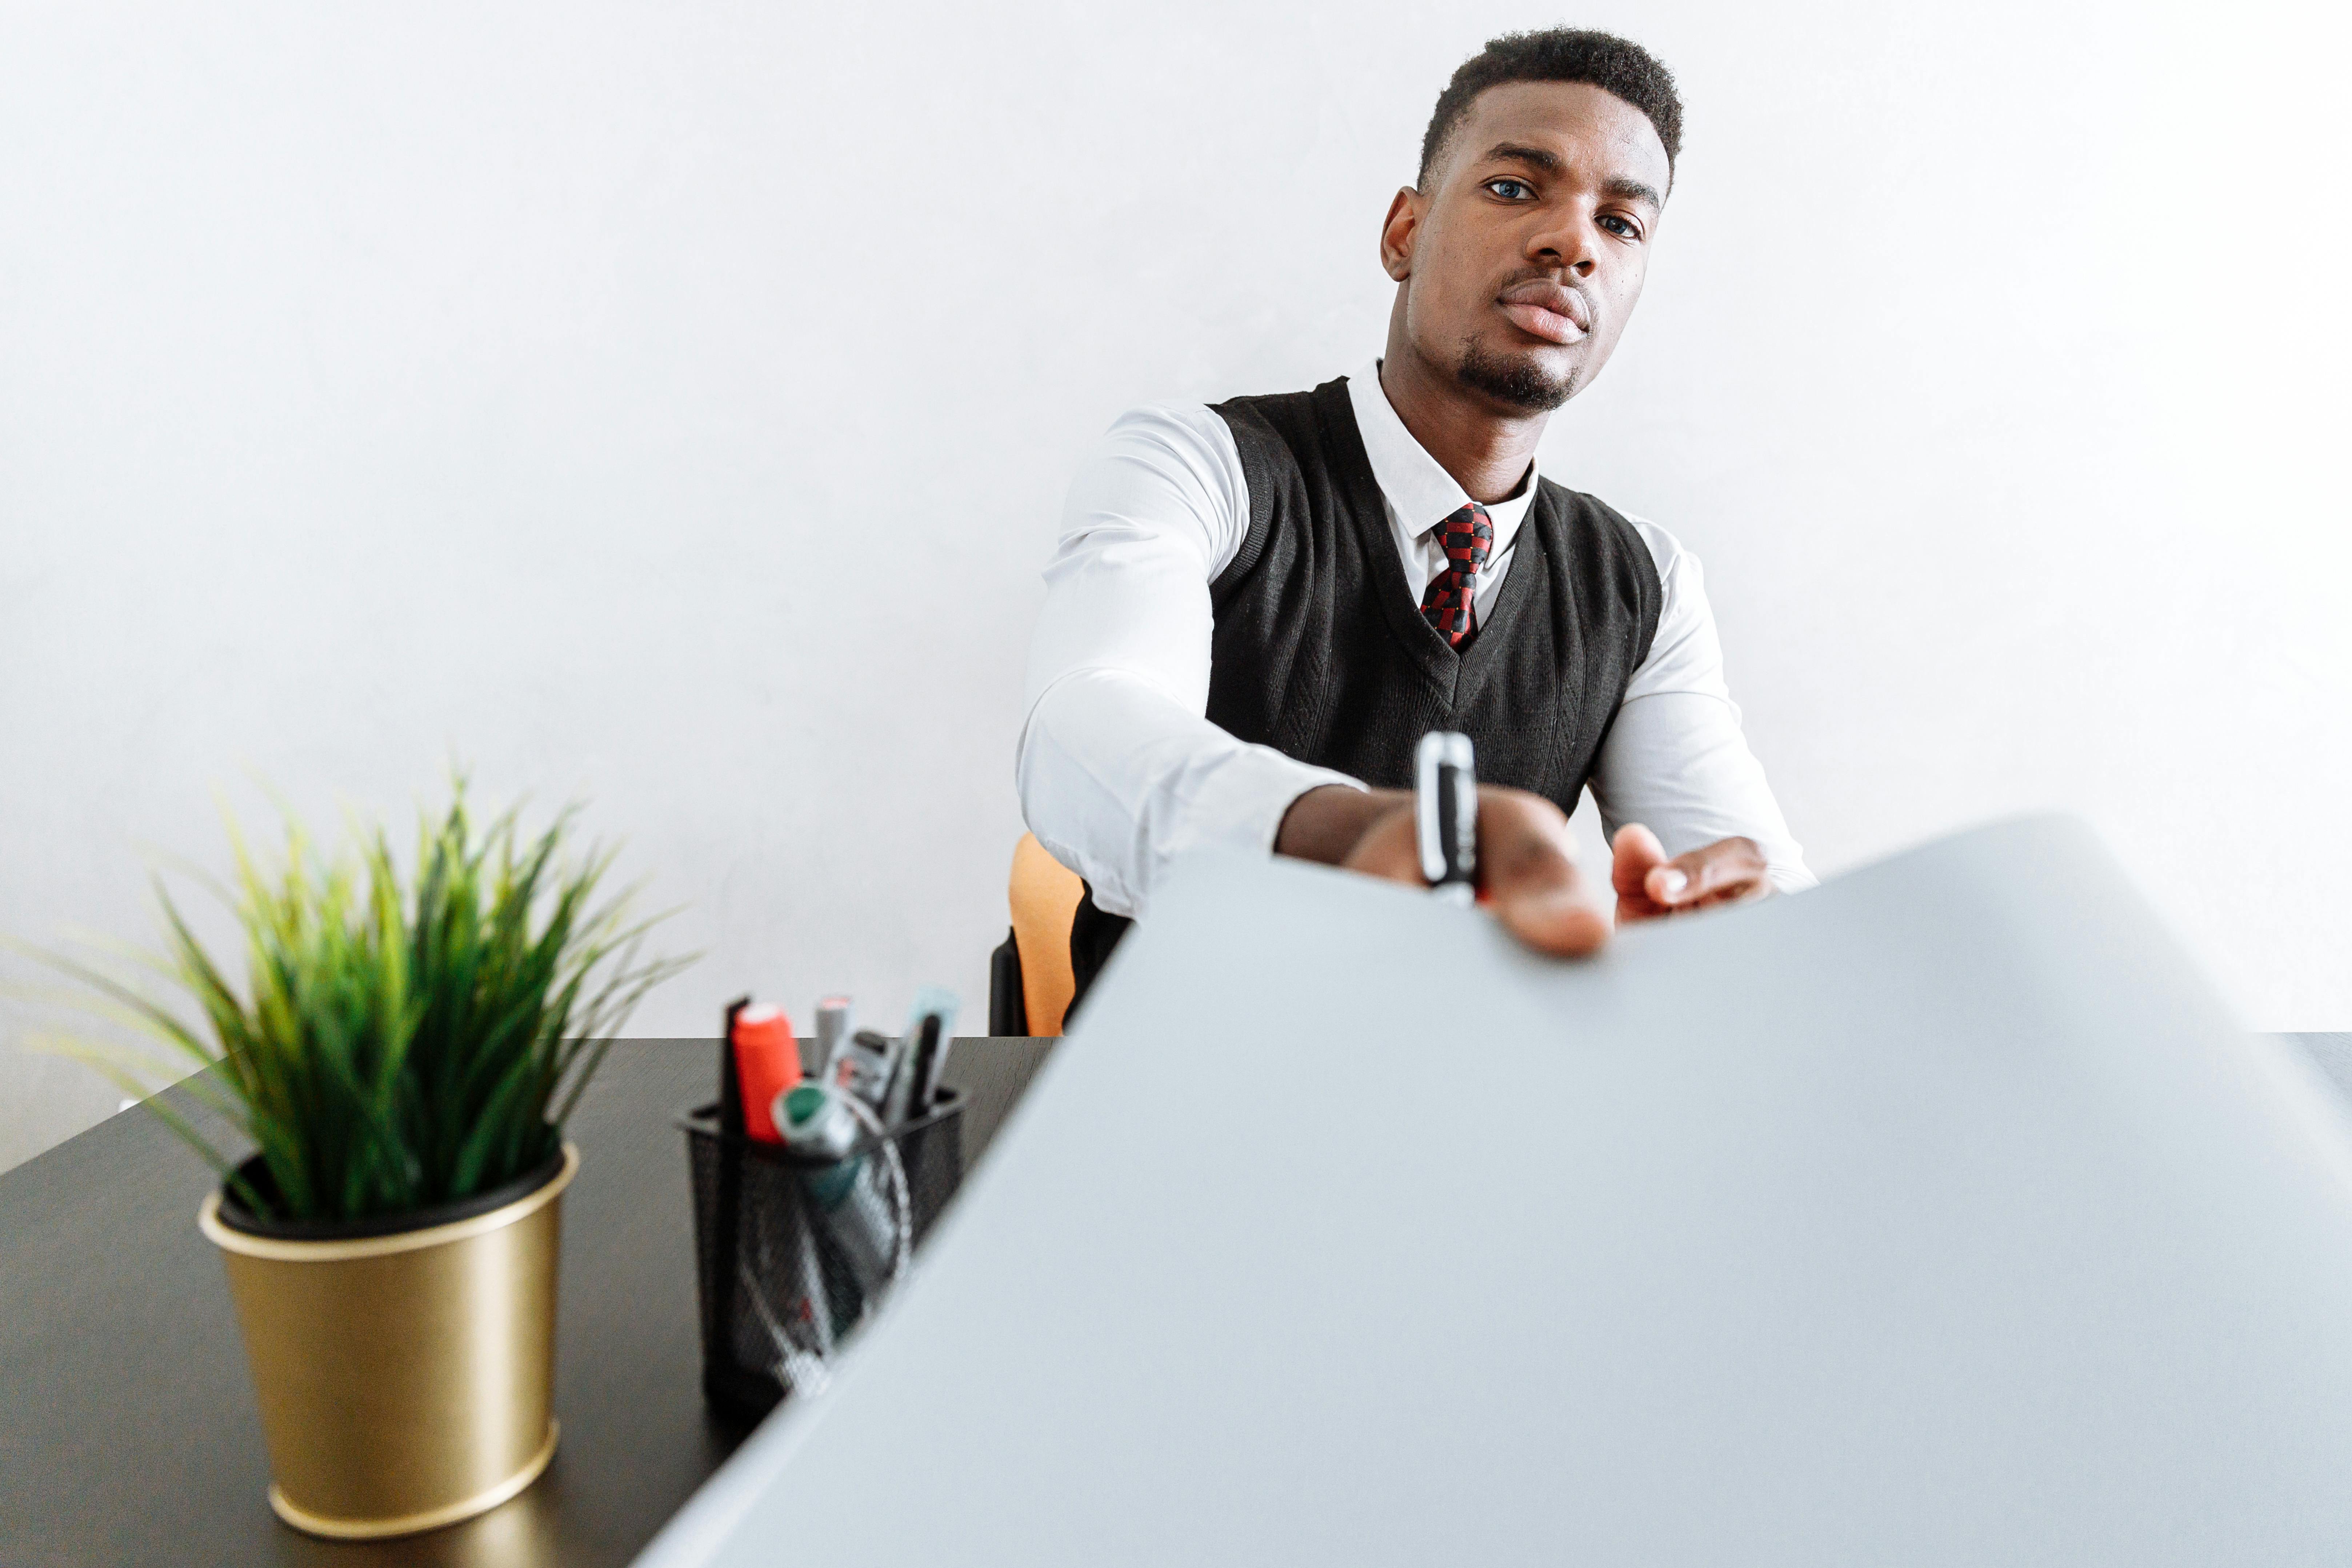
1496, 279, 1591, 345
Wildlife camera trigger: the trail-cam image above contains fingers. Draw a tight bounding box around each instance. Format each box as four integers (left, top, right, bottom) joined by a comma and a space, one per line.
1335, 797, 1772, 951
1492, 875, 1613, 956
1615, 832, 1773, 923
1611, 822, 1667, 907
1337, 787, 1611, 956
1345, 785, 1618, 959
1662, 837, 1771, 911
1478, 790, 1611, 957
1335, 796, 1432, 887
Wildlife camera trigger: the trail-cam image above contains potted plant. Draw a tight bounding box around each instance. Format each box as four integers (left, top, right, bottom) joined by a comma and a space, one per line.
25, 785, 690, 1539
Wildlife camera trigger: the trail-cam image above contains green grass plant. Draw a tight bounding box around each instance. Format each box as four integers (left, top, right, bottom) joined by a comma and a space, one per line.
21, 785, 692, 1224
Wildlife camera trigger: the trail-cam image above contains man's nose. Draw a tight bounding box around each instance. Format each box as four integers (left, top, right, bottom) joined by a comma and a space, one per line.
1529, 211, 1601, 277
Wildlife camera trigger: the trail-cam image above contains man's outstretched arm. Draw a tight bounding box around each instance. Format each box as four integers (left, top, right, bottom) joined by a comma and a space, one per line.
1587, 520, 1814, 923
1018, 403, 1361, 919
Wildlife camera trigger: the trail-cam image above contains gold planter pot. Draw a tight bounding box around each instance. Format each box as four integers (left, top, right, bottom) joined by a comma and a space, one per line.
197, 1144, 580, 1540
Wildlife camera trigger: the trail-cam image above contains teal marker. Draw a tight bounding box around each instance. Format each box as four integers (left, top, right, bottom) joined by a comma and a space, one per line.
775, 1081, 897, 1299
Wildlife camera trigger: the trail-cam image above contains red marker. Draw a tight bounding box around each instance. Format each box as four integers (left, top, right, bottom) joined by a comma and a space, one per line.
730, 1002, 801, 1144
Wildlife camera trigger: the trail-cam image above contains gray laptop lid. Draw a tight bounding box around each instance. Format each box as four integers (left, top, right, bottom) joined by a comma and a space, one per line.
639, 817, 2352, 1566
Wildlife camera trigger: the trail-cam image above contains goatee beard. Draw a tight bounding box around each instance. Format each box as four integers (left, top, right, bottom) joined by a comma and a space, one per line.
1456, 339, 1573, 412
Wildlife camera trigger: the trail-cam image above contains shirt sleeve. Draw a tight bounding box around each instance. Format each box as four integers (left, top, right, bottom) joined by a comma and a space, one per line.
1588, 520, 1816, 892
1016, 402, 1364, 919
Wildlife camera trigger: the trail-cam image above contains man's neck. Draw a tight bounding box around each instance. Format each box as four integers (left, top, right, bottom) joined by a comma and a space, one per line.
1377, 339, 1549, 507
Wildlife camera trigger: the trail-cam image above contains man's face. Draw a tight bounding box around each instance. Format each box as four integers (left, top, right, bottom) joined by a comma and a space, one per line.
1383, 81, 1671, 412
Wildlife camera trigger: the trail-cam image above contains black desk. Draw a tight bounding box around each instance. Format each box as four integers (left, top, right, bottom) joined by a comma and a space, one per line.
0, 1038, 1057, 1568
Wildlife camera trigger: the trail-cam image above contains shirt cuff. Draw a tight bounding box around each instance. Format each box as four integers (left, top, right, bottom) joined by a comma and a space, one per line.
1016, 665, 1365, 921
1172, 746, 1364, 861
1106, 745, 1361, 920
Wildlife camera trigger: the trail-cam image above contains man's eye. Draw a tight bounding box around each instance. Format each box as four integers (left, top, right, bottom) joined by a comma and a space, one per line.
1485, 178, 1534, 200
1599, 213, 1641, 239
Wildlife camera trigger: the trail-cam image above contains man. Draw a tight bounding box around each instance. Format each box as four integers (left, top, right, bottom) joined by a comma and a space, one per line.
1019, 28, 1812, 1007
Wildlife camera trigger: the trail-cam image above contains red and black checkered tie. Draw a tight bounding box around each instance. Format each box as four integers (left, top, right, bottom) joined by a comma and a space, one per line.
1419, 503, 1494, 649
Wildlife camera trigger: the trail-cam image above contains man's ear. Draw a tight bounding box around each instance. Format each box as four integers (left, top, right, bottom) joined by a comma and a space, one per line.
1379, 187, 1421, 281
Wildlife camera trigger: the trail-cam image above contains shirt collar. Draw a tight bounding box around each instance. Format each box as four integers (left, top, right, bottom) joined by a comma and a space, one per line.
1345, 358, 1538, 549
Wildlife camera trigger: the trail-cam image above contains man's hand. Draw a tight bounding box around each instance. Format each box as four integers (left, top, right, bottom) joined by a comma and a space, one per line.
1275, 783, 1612, 956
1609, 824, 1772, 922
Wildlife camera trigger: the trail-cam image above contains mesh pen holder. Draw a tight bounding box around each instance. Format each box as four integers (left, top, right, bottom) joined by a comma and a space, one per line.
681, 1088, 965, 1418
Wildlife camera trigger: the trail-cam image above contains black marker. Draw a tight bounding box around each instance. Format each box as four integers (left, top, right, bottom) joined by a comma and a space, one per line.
884, 986, 959, 1125
1416, 731, 1477, 905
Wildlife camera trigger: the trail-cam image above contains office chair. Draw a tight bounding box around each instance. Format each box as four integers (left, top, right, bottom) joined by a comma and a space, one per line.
987, 834, 1084, 1036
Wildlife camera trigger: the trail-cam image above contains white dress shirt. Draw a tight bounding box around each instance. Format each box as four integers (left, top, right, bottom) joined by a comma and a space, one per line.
1018, 360, 1812, 919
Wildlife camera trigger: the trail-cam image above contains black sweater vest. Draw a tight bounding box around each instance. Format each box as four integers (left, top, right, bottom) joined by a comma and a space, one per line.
1067, 375, 1663, 1009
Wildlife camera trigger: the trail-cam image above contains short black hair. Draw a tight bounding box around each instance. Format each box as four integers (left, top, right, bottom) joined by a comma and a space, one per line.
1418, 29, 1683, 190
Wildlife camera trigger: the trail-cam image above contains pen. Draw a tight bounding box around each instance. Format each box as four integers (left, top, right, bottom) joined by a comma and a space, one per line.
1416, 730, 1477, 905
883, 987, 959, 1127
834, 1029, 899, 1115
815, 995, 855, 1079
718, 996, 751, 1139
906, 987, 959, 1123
714, 996, 753, 1366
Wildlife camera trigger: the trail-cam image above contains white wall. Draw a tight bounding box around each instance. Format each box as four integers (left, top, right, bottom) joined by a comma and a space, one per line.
5, 0, 2347, 1172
